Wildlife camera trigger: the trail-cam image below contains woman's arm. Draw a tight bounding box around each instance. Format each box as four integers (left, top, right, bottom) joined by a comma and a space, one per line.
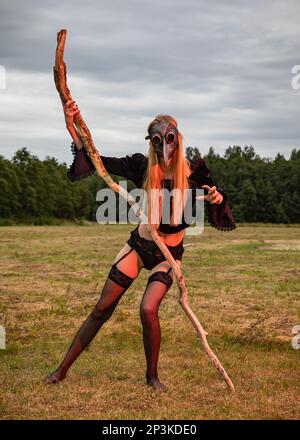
190, 158, 236, 231
67, 142, 148, 186
64, 100, 148, 185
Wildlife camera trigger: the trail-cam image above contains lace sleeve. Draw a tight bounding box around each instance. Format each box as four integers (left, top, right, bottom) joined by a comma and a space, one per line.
206, 187, 237, 231
67, 142, 148, 187
189, 158, 236, 232
67, 142, 96, 181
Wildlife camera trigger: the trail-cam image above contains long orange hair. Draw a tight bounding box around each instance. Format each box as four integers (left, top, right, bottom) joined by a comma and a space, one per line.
143, 115, 190, 230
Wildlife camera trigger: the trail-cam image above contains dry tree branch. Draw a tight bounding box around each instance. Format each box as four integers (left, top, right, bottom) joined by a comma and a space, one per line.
54, 29, 235, 393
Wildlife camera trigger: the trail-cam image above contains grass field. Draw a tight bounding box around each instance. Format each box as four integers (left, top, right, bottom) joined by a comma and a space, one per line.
0, 223, 299, 420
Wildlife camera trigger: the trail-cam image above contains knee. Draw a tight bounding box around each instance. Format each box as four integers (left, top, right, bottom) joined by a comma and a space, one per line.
91, 299, 116, 321
140, 302, 158, 323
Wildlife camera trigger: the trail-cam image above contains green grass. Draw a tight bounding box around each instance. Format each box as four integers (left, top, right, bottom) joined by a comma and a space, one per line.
0, 223, 299, 419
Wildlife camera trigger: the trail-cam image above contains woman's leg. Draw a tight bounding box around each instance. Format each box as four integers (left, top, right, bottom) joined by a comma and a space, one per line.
140, 260, 181, 390
45, 243, 143, 384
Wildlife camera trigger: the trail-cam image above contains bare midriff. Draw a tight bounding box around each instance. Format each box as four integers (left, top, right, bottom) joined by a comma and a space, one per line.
137, 158, 191, 246
138, 223, 184, 246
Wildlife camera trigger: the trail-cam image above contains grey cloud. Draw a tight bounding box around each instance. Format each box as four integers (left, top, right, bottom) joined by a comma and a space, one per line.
0, 0, 299, 163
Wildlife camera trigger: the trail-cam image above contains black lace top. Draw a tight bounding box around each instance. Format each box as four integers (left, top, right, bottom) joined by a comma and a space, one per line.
67, 142, 236, 232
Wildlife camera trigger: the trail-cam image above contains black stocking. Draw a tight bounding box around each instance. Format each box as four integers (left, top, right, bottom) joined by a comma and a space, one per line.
45, 246, 140, 384
140, 269, 173, 390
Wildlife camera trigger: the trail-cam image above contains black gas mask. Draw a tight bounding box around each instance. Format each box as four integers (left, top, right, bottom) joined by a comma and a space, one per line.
145, 121, 179, 168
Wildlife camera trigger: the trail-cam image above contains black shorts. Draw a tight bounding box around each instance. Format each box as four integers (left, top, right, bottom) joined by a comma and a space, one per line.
127, 225, 184, 270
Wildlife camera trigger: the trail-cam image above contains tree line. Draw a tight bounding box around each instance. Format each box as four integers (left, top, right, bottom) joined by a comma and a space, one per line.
0, 145, 299, 225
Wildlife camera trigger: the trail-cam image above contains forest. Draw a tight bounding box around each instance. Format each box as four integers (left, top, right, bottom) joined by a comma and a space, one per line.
0, 145, 299, 225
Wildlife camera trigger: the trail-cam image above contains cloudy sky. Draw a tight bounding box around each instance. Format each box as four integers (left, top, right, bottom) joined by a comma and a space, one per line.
0, 0, 299, 164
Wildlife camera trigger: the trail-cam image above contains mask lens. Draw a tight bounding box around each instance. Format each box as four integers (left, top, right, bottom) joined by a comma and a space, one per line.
151, 134, 162, 147
166, 131, 175, 144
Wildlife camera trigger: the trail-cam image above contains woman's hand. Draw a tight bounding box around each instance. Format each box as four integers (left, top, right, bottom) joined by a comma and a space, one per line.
64, 100, 80, 129
196, 185, 224, 204
64, 100, 83, 148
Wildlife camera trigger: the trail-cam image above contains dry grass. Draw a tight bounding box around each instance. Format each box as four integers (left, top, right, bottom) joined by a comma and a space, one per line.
0, 223, 299, 419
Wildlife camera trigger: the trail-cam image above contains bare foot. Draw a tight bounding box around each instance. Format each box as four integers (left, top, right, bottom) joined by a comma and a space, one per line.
146, 374, 167, 391
44, 368, 66, 385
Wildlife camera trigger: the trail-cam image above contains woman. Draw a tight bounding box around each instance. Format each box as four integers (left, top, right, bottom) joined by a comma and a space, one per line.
45, 103, 236, 390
